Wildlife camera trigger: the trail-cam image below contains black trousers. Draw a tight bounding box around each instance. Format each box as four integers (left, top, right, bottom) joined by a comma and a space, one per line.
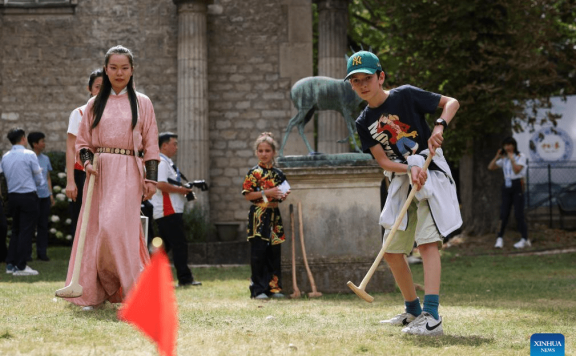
0, 199, 8, 263
69, 169, 86, 238
7, 192, 38, 270
140, 200, 156, 249
498, 179, 528, 240
156, 213, 193, 284
36, 197, 51, 258
249, 237, 282, 297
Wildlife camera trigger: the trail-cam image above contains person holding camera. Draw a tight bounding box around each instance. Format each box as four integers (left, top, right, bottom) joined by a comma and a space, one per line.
488, 136, 529, 249
151, 132, 201, 287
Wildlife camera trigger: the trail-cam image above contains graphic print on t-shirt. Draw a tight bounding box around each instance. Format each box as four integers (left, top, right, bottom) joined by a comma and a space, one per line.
368, 113, 419, 159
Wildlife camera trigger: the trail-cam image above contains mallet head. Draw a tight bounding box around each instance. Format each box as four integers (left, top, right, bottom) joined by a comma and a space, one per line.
55, 283, 83, 298
347, 281, 374, 303
290, 290, 301, 299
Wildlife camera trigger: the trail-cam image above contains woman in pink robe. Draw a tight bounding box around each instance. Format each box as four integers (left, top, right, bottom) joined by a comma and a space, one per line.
64, 45, 160, 308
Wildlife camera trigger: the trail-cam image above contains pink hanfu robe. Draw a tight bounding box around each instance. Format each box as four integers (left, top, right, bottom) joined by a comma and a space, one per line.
64, 91, 160, 306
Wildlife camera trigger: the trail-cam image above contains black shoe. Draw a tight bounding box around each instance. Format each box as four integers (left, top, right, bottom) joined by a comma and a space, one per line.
37, 256, 50, 262
177, 281, 202, 288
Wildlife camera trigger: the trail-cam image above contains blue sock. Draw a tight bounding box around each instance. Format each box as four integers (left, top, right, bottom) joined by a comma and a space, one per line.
423, 294, 440, 320
404, 297, 422, 316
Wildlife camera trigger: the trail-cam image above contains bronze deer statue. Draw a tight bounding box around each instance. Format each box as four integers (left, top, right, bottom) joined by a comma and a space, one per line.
279, 76, 365, 156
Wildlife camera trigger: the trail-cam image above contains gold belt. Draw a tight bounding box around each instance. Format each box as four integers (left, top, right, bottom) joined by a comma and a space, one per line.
255, 202, 279, 208
96, 147, 135, 156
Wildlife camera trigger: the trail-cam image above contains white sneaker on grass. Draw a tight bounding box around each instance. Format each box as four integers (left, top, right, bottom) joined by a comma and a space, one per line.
13, 265, 39, 276
406, 255, 423, 264
401, 312, 443, 336
513, 238, 531, 249
380, 312, 417, 326
6, 264, 15, 274
494, 237, 504, 248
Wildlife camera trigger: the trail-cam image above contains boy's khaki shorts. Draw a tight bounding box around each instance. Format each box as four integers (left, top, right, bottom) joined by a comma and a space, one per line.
382, 198, 443, 255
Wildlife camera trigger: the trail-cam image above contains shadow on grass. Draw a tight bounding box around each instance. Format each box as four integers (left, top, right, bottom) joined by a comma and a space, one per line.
66, 303, 122, 322
407, 334, 494, 348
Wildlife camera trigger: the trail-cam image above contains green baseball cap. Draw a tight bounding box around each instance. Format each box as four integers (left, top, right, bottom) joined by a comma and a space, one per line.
344, 51, 382, 80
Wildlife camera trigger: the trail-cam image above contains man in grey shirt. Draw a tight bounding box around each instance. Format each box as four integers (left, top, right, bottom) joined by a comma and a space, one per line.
2, 128, 45, 276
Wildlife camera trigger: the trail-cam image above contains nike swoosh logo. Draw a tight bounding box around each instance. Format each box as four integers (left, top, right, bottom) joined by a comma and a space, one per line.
402, 318, 409, 325
425, 320, 442, 331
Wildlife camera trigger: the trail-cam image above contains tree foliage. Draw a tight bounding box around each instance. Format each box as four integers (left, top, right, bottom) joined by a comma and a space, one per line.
348, 0, 576, 234
349, 0, 576, 160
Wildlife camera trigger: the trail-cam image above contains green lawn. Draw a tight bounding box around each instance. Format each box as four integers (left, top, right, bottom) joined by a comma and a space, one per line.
0, 246, 574, 355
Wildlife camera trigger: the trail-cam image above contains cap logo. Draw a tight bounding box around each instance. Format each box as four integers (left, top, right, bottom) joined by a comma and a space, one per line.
352, 56, 362, 66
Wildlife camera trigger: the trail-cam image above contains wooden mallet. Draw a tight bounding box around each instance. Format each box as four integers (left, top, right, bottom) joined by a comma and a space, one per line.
289, 204, 301, 298
55, 154, 99, 298
298, 201, 322, 298
347, 154, 433, 302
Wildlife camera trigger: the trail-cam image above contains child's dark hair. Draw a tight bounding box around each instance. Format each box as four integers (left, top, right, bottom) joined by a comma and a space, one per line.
159, 132, 178, 148
27, 131, 45, 148
7, 128, 25, 145
254, 132, 278, 152
91, 45, 139, 130
88, 68, 104, 91
502, 136, 520, 155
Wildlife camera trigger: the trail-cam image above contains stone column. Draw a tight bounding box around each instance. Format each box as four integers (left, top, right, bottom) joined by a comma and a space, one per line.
173, 0, 212, 210
316, 0, 350, 154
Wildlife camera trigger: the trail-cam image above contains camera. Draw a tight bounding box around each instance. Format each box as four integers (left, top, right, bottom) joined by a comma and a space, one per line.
167, 178, 209, 201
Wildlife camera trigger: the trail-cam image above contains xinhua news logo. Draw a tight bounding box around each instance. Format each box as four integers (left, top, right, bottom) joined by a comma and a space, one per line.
531, 333, 565, 355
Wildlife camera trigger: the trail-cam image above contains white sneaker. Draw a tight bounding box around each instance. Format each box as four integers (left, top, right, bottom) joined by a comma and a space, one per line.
13, 265, 39, 276
494, 237, 504, 248
5, 264, 15, 274
513, 238, 531, 249
401, 312, 443, 336
380, 312, 417, 326
407, 255, 423, 264
254, 293, 268, 299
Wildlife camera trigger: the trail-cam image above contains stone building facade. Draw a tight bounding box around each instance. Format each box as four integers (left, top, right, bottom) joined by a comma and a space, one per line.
0, 0, 353, 240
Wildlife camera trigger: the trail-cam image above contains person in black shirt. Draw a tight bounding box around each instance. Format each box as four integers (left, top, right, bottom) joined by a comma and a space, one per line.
347, 51, 460, 336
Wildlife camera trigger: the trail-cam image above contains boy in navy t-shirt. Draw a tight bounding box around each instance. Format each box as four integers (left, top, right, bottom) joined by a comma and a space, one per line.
347, 51, 462, 336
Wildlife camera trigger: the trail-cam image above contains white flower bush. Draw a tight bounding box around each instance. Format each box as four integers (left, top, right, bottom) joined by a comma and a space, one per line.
43, 152, 76, 245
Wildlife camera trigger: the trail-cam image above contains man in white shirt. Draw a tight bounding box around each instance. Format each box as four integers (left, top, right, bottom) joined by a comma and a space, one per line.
151, 132, 201, 287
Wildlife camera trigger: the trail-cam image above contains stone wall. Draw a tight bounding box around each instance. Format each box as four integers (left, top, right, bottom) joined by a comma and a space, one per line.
0, 0, 314, 235
0, 0, 178, 150
205, 0, 313, 228
208, 0, 294, 224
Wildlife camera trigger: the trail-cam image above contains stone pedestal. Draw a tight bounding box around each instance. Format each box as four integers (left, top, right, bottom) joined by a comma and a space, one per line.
277, 154, 395, 294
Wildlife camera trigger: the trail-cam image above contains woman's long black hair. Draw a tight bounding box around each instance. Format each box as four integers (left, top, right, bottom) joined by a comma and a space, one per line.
87, 68, 103, 99
91, 45, 138, 130
502, 136, 520, 155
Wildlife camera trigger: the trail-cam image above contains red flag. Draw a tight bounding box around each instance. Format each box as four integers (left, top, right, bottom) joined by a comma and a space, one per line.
118, 248, 178, 356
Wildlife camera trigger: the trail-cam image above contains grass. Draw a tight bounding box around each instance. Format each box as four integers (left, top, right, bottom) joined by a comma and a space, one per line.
1, 240, 575, 356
